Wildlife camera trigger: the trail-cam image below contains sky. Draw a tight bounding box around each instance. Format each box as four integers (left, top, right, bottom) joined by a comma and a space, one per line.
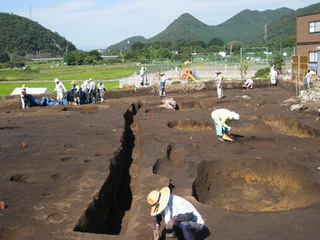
2, 0, 320, 50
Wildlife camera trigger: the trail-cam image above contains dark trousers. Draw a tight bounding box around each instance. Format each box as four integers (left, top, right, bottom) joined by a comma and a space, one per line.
175, 221, 203, 240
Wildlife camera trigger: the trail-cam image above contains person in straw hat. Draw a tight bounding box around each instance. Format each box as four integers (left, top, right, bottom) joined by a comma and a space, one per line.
67, 80, 80, 105
147, 186, 204, 240
211, 108, 240, 142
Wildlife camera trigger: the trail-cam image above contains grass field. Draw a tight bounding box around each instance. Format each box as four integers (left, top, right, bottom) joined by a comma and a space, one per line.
0, 81, 120, 97
0, 63, 137, 81
0, 63, 139, 97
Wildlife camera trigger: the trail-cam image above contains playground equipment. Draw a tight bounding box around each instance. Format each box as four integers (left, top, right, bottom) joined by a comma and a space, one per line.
180, 69, 198, 81
179, 60, 198, 81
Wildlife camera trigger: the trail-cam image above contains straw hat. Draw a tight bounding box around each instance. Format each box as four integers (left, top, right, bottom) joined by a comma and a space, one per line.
54, 78, 59, 83
71, 80, 77, 84
147, 187, 170, 216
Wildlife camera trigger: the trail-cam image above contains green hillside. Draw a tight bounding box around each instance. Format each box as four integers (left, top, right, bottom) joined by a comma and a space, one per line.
148, 13, 220, 43
215, 8, 293, 42
107, 36, 147, 50
108, 8, 294, 49
0, 13, 76, 55
254, 3, 320, 43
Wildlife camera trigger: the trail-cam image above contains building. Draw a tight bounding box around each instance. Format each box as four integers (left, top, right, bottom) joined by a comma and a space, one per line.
295, 12, 320, 81
296, 12, 320, 68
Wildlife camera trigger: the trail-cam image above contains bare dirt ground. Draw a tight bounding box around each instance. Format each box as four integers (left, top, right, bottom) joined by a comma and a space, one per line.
1, 81, 320, 240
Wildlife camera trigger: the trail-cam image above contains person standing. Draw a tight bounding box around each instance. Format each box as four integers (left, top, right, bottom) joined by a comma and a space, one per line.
97, 81, 106, 103
67, 80, 80, 105
159, 73, 168, 97
215, 71, 223, 98
304, 69, 315, 90
140, 66, 146, 86
147, 187, 204, 240
88, 78, 96, 103
81, 79, 89, 103
269, 66, 278, 87
211, 108, 240, 142
53, 78, 67, 103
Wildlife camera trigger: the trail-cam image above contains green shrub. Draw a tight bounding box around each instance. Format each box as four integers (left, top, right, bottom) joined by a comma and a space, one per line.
255, 67, 270, 78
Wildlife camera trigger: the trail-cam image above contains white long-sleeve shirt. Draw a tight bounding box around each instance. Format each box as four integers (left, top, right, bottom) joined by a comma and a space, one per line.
54, 82, 67, 94
163, 195, 204, 225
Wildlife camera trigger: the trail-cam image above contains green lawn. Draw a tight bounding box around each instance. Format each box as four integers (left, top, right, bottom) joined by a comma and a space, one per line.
0, 81, 120, 97
0, 63, 138, 96
0, 64, 137, 81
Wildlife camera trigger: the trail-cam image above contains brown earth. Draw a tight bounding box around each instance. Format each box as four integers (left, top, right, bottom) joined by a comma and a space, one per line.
1, 81, 320, 240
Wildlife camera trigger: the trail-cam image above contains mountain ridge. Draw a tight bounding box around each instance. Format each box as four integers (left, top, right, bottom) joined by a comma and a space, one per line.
107, 4, 320, 50
0, 12, 76, 54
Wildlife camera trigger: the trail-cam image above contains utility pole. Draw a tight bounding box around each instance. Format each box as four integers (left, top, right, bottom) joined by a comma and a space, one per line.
29, 4, 33, 20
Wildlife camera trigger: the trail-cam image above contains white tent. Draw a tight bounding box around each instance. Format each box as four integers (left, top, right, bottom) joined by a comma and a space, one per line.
10, 88, 52, 96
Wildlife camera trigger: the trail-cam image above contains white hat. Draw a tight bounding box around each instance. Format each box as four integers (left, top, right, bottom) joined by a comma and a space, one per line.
230, 111, 240, 120
54, 78, 59, 83
147, 187, 170, 216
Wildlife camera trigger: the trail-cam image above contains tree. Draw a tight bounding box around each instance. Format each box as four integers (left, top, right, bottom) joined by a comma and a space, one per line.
227, 40, 242, 54
0, 51, 10, 63
271, 53, 285, 73
63, 50, 103, 65
155, 49, 173, 59
239, 61, 249, 80
131, 42, 145, 51
208, 38, 224, 46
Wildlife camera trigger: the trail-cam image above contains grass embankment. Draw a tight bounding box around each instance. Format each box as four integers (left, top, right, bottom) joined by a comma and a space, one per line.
0, 64, 137, 96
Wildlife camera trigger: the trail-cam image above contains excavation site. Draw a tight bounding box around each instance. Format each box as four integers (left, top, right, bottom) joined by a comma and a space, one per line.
1, 81, 320, 240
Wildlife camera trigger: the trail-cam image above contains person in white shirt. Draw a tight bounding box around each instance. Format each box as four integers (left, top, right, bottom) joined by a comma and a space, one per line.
140, 66, 147, 86
211, 108, 240, 142
304, 69, 315, 90
159, 73, 169, 97
53, 78, 67, 102
269, 66, 278, 87
147, 187, 204, 240
242, 78, 253, 90
215, 71, 223, 98
81, 80, 89, 102
97, 81, 106, 103
88, 78, 96, 103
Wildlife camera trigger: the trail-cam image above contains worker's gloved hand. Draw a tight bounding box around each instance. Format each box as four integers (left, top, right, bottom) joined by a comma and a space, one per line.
227, 126, 232, 132
166, 216, 177, 230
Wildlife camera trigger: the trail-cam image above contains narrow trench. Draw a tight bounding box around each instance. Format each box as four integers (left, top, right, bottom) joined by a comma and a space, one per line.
73, 102, 141, 235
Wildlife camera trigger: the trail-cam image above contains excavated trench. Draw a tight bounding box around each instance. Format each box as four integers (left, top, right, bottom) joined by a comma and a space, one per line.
193, 160, 320, 212
260, 115, 320, 138
167, 120, 213, 131
73, 102, 141, 235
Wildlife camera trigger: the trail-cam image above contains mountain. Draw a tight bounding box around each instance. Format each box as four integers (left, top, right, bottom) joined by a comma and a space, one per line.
254, 3, 320, 43
107, 36, 147, 50
148, 13, 219, 43
0, 13, 76, 55
214, 8, 294, 43
107, 7, 293, 49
